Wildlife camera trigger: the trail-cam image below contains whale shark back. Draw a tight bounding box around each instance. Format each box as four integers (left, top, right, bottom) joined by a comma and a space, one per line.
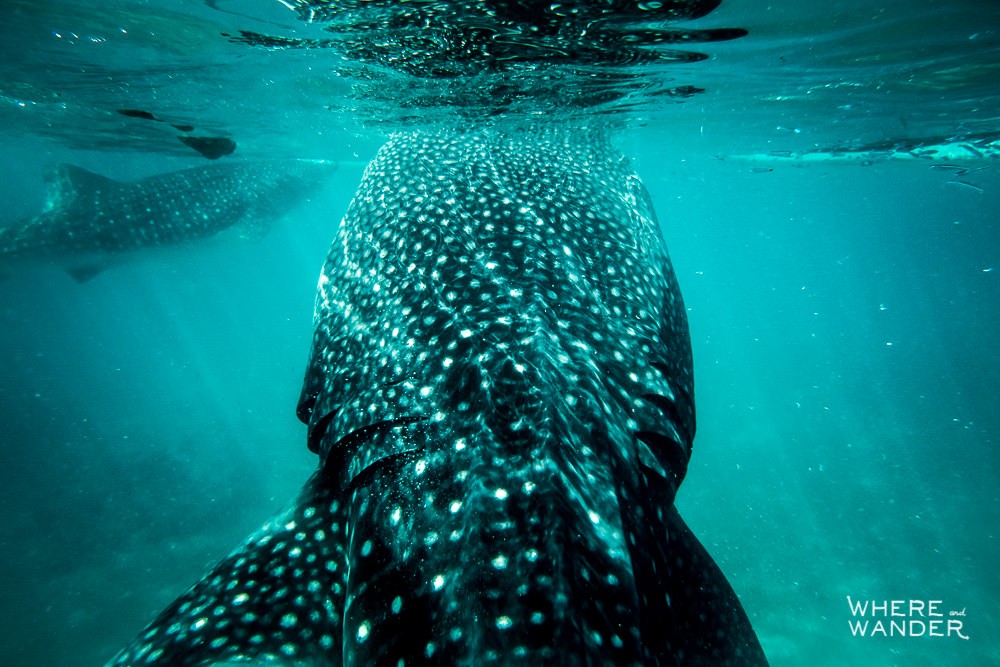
107, 128, 767, 666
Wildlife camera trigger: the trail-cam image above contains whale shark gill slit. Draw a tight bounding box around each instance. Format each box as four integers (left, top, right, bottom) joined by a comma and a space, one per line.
639, 392, 692, 444
320, 416, 431, 480
307, 409, 338, 455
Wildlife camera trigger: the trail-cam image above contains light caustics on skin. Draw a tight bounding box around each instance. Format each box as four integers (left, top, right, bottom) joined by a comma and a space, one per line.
107, 129, 767, 666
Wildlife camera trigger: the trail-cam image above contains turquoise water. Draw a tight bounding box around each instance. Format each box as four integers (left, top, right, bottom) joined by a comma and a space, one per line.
1, 1, 998, 665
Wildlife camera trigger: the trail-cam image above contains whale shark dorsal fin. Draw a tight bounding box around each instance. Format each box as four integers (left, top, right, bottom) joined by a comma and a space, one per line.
42, 164, 118, 213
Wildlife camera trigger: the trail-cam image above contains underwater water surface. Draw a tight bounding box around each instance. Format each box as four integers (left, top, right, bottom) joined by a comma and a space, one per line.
0, 1, 998, 665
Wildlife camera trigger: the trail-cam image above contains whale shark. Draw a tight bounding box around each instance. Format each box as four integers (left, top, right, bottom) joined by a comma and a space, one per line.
108, 128, 768, 666
0, 159, 335, 282
723, 131, 1000, 166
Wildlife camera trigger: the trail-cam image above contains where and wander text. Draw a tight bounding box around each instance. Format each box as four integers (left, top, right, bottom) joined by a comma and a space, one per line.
846, 597, 969, 639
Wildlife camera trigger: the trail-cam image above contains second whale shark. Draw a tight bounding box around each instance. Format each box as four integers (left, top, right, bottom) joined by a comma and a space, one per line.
0, 159, 335, 282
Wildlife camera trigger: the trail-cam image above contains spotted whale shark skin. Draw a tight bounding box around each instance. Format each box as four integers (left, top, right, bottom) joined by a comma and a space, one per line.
0, 159, 334, 282
108, 128, 768, 666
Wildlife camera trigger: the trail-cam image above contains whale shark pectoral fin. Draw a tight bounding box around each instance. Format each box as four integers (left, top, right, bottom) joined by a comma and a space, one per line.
660, 506, 769, 665
106, 472, 347, 667
66, 263, 110, 283
107, 417, 430, 667
43, 164, 118, 213
233, 211, 271, 240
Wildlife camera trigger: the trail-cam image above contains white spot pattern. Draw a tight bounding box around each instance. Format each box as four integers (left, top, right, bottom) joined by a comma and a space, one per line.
106, 126, 733, 667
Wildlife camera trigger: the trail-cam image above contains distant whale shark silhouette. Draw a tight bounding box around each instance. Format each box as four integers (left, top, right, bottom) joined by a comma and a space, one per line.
0, 160, 335, 282
108, 129, 768, 666
724, 131, 1000, 165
